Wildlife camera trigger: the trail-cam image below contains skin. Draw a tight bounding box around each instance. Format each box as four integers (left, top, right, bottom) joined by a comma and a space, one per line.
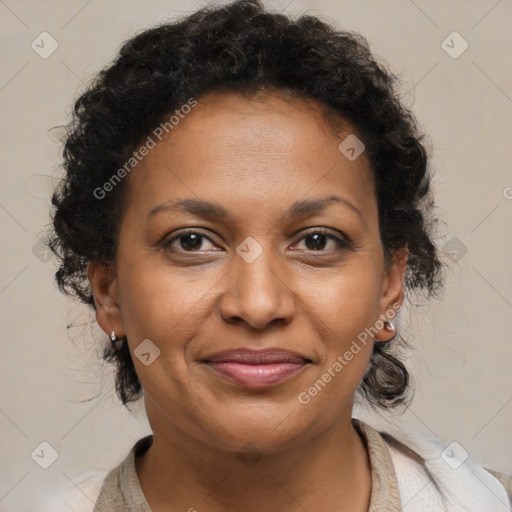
88, 90, 407, 512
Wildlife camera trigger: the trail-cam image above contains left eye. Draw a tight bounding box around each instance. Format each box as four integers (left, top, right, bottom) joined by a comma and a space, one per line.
294, 230, 350, 251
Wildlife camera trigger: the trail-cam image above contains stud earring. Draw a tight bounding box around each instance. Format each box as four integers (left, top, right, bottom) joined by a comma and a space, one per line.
384, 320, 395, 331
110, 331, 124, 347
382, 319, 397, 342
375, 319, 397, 343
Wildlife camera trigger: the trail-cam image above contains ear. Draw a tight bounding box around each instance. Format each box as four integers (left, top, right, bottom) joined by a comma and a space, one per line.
87, 260, 124, 338
375, 244, 408, 342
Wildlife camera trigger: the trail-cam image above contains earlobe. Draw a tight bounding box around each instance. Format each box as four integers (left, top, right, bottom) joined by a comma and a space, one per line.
375, 245, 408, 342
375, 319, 397, 342
87, 261, 124, 338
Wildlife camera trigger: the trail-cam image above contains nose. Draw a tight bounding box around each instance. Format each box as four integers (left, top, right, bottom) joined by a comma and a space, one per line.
218, 247, 295, 330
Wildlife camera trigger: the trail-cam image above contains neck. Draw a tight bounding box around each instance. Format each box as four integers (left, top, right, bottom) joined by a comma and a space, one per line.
135, 402, 372, 512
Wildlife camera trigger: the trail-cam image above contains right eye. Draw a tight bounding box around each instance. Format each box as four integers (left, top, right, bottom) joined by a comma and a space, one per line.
162, 230, 220, 253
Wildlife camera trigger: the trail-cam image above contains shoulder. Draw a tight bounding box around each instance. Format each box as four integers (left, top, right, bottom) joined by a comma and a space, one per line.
58, 467, 123, 512
368, 420, 511, 511
61, 435, 154, 512
59, 469, 108, 512
483, 467, 512, 503
94, 435, 153, 511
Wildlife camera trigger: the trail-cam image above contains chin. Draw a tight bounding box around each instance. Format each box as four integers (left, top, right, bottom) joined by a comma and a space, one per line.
200, 408, 317, 454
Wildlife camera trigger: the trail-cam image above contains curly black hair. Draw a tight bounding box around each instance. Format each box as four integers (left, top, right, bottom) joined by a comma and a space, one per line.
47, 0, 444, 409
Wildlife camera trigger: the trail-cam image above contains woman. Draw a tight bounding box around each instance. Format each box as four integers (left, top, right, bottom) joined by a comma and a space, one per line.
47, 1, 512, 510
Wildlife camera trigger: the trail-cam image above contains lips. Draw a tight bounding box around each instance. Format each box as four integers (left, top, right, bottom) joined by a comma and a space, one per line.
201, 349, 311, 389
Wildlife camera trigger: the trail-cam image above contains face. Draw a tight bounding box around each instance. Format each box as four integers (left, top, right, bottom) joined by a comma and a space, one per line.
89, 91, 406, 453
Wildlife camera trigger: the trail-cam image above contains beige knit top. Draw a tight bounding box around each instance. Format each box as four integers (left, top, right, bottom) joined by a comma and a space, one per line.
92, 418, 512, 511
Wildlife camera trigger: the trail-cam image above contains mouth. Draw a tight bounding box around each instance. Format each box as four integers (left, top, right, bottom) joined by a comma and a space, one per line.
200, 348, 312, 389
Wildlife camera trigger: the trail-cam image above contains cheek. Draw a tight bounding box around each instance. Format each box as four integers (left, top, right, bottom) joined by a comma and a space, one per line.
302, 265, 380, 388
298, 290, 376, 415
116, 261, 213, 409
306, 263, 382, 340
116, 252, 214, 360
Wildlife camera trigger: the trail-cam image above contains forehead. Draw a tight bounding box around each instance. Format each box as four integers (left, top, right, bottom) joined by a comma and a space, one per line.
123, 91, 376, 223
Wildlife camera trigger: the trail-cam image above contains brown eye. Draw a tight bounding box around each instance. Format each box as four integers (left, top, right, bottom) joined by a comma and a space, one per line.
164, 231, 217, 252
294, 229, 351, 252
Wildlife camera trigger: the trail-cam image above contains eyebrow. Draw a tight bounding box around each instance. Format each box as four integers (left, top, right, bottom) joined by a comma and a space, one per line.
148, 195, 363, 221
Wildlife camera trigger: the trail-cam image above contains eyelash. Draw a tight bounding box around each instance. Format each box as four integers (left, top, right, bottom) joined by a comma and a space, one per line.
162, 228, 352, 254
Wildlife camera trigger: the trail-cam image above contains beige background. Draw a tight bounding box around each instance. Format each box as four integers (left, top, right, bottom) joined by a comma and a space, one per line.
0, 0, 511, 510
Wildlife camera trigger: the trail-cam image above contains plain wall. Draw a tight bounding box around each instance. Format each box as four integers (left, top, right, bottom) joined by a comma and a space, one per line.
0, 0, 510, 510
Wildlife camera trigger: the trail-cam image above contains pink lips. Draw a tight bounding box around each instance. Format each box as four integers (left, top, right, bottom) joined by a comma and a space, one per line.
202, 349, 310, 389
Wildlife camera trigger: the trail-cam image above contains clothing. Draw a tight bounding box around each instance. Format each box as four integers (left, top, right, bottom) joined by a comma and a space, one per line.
80, 418, 511, 511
